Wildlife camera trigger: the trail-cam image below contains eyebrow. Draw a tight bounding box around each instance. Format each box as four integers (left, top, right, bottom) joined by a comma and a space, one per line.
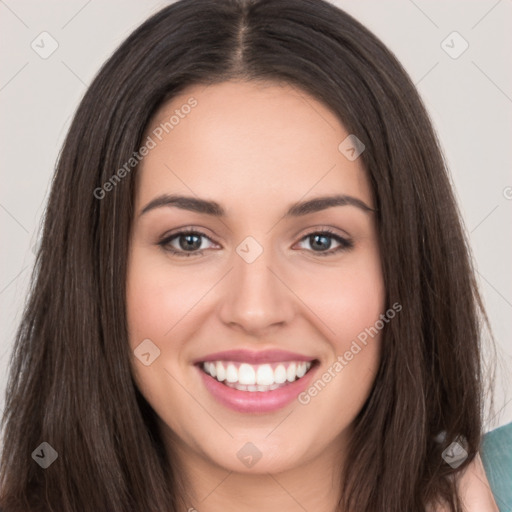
138, 193, 375, 218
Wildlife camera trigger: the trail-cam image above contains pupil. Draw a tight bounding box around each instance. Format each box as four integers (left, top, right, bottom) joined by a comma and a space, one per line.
180, 234, 201, 251
311, 234, 330, 251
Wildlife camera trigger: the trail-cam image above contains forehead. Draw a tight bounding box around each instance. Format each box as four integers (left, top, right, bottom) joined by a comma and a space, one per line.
136, 80, 372, 214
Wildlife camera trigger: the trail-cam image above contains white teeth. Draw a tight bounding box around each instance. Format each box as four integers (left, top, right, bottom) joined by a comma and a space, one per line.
274, 364, 287, 384
256, 364, 274, 385
215, 361, 226, 381
224, 381, 282, 392
201, 360, 313, 389
296, 362, 307, 378
238, 363, 256, 385
226, 363, 238, 383
286, 362, 297, 382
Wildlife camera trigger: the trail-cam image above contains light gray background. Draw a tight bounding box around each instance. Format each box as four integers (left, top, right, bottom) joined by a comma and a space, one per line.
1, 0, 511, 431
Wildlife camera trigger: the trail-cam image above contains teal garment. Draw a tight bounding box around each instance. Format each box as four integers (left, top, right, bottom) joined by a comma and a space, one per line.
482, 421, 512, 512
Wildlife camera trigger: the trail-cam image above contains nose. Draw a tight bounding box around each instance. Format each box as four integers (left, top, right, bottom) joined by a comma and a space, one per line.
218, 243, 295, 336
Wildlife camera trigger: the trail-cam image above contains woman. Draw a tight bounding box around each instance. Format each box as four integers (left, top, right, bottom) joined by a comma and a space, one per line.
0, 0, 501, 510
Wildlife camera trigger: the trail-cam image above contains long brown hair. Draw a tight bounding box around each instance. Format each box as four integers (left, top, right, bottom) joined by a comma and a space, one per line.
0, 0, 494, 510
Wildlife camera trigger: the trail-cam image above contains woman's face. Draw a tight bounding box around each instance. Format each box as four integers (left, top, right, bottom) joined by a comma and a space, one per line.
126, 80, 385, 476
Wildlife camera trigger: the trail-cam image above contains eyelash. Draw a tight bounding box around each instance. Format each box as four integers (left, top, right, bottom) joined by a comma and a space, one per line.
158, 227, 354, 258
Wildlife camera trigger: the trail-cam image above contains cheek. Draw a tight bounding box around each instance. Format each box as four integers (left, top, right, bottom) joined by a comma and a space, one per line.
292, 250, 385, 413
294, 252, 385, 426
125, 250, 204, 347
126, 276, 176, 344
125, 252, 193, 417
331, 271, 385, 350
298, 253, 385, 352
295, 286, 384, 443
125, 249, 214, 404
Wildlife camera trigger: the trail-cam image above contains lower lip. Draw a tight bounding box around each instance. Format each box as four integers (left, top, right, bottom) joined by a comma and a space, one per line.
196, 363, 318, 413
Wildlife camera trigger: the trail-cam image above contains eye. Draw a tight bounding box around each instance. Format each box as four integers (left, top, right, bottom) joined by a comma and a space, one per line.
158, 229, 217, 257
295, 228, 353, 256
158, 227, 353, 258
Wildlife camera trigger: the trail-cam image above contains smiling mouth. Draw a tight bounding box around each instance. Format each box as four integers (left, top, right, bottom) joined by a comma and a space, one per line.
197, 360, 319, 392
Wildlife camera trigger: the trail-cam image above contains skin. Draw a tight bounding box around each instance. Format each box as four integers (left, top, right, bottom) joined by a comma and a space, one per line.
126, 80, 497, 511
455, 454, 499, 512
431, 454, 499, 512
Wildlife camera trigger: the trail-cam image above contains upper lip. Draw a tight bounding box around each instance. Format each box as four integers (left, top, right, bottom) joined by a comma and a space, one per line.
194, 349, 317, 365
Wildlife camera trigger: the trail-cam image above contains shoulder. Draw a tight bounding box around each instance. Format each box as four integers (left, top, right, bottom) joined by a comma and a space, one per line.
481, 421, 512, 511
